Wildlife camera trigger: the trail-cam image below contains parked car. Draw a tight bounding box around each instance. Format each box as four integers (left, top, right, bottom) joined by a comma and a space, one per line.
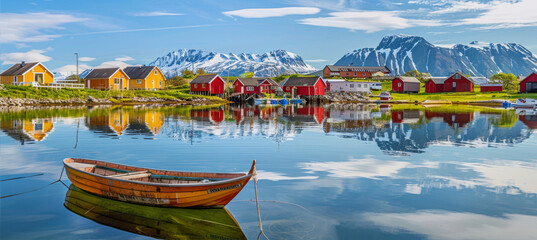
380, 91, 392, 101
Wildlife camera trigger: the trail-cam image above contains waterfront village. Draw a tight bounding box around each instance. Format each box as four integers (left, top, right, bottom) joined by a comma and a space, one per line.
1, 61, 537, 106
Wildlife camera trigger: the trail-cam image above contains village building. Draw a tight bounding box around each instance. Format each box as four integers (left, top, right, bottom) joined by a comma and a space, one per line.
326, 79, 371, 93
123, 66, 166, 90
323, 65, 391, 78
232, 77, 278, 95
84, 68, 130, 90
279, 76, 326, 96
425, 77, 447, 93
480, 84, 503, 92
520, 72, 537, 93
392, 76, 420, 93
189, 74, 225, 97
443, 72, 475, 92
0, 62, 54, 86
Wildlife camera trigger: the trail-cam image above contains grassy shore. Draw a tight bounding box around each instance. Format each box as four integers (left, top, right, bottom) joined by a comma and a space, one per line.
0, 84, 225, 102
371, 81, 537, 102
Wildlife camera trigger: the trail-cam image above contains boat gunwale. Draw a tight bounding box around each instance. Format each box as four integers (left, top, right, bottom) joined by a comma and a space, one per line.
63, 158, 254, 188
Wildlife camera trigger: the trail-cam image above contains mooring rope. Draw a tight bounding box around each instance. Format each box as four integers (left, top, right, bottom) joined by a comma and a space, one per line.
0, 166, 66, 199
254, 170, 270, 240
0, 173, 44, 182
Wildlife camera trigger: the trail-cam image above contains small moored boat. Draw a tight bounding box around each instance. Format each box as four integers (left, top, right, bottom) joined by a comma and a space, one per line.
515, 98, 537, 108
63, 158, 256, 208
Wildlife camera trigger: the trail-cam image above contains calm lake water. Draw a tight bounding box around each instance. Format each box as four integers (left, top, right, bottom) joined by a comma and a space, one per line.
1, 103, 537, 240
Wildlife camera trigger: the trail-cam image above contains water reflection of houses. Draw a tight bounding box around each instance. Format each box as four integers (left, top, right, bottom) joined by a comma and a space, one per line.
0, 118, 54, 144
85, 107, 164, 137
325, 108, 532, 155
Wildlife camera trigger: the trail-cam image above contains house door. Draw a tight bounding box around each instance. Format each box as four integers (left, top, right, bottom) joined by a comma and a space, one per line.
452, 82, 456, 92
34, 73, 44, 85
526, 82, 537, 93
114, 78, 122, 90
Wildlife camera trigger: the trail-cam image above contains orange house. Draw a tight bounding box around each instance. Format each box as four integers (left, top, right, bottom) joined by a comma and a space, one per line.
84, 68, 130, 90
0, 61, 54, 86
124, 66, 166, 90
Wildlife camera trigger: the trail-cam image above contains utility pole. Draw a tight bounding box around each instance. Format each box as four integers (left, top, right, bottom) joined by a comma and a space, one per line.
74, 53, 79, 83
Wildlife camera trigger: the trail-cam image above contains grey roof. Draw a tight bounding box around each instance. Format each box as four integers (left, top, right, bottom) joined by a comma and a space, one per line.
426, 77, 447, 84
258, 78, 278, 86
451, 72, 476, 83
236, 77, 265, 86
84, 68, 121, 79
0, 62, 40, 76
123, 66, 156, 79
395, 76, 421, 83
281, 77, 322, 87
190, 74, 218, 84
326, 65, 391, 73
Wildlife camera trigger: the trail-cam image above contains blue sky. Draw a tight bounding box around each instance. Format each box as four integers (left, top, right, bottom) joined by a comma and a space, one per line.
1, 0, 537, 73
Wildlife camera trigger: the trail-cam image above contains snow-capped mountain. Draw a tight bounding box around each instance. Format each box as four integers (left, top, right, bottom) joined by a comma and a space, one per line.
149, 49, 316, 77
53, 69, 92, 81
335, 35, 537, 77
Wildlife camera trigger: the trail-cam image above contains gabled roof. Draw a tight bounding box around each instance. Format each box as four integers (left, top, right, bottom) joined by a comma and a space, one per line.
449, 72, 475, 83
190, 74, 219, 84
123, 66, 156, 79
281, 77, 323, 87
325, 65, 391, 73
395, 76, 420, 83
521, 72, 537, 82
0, 62, 40, 76
236, 77, 265, 86
84, 68, 123, 79
258, 78, 278, 86
426, 77, 447, 84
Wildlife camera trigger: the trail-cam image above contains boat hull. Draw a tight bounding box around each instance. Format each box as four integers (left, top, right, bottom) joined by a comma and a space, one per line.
63, 158, 255, 208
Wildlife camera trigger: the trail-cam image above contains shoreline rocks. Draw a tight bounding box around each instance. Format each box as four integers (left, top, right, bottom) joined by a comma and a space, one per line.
0, 96, 222, 107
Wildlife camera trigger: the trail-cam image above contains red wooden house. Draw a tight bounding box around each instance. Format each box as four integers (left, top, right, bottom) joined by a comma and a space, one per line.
323, 65, 391, 78
520, 72, 537, 93
392, 76, 420, 93
190, 108, 224, 124
280, 76, 326, 96
189, 74, 225, 97
443, 72, 474, 92
480, 84, 503, 92
425, 77, 446, 93
232, 78, 278, 95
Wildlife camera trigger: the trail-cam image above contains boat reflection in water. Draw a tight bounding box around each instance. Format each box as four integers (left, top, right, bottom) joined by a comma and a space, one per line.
64, 185, 246, 240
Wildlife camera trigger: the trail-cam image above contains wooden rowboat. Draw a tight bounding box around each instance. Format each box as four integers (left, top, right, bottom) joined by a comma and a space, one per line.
63, 158, 256, 208
64, 185, 246, 239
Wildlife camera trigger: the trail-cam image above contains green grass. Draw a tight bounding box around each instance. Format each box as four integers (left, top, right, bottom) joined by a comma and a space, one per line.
0, 84, 225, 102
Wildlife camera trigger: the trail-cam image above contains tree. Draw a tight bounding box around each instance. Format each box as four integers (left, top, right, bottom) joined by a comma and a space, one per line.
166, 76, 188, 86
404, 70, 431, 82
490, 72, 519, 91
65, 74, 78, 80
196, 68, 206, 75
181, 69, 194, 78
239, 72, 254, 78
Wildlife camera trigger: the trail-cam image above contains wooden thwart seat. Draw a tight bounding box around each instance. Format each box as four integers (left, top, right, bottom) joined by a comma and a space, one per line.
109, 171, 151, 180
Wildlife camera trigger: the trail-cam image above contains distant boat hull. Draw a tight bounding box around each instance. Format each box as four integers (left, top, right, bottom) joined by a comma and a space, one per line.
63, 158, 255, 208
64, 185, 246, 239
515, 98, 537, 108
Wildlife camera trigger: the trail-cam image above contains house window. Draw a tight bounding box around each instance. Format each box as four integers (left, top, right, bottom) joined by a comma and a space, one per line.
398, 83, 401, 87
363, 73, 366, 76
14, 76, 17, 82
154, 70, 158, 75
454, 74, 461, 79
357, 84, 361, 88
159, 81, 162, 87
287, 87, 290, 91
114, 78, 121, 84
34, 73, 44, 83
202, 83, 206, 88
194, 84, 198, 88
246, 86, 254, 91
152, 80, 154, 86
354, 72, 357, 76
137, 79, 141, 84
350, 84, 354, 88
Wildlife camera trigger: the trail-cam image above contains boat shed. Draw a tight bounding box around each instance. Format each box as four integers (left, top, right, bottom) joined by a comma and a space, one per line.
280, 76, 326, 96
520, 72, 537, 93
392, 76, 420, 93
480, 84, 503, 92
425, 77, 446, 93
443, 72, 475, 92
189, 74, 225, 97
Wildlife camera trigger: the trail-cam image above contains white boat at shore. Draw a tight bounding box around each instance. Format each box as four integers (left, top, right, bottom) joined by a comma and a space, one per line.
515, 98, 537, 108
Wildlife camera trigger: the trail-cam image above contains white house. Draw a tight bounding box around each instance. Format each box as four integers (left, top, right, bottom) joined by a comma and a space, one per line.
327, 79, 372, 93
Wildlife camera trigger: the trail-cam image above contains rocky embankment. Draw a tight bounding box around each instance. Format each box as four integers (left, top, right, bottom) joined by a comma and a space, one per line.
325, 91, 370, 102
0, 96, 219, 106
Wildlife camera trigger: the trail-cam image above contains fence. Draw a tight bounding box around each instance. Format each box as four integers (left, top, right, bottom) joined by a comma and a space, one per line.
35, 83, 85, 89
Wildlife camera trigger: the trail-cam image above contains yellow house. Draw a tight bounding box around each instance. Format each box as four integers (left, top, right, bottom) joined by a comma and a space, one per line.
23, 118, 54, 141
109, 109, 129, 135
144, 111, 164, 134
123, 66, 166, 90
84, 67, 130, 90
0, 62, 54, 86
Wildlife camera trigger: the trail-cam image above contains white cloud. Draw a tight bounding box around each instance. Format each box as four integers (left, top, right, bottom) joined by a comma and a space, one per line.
0, 12, 86, 43
78, 57, 95, 62
305, 59, 329, 62
299, 157, 410, 179
0, 49, 51, 65
364, 210, 537, 240
299, 11, 443, 32
430, 1, 496, 14
133, 11, 183, 16
223, 7, 320, 18
54, 64, 92, 73
114, 56, 134, 61
95, 61, 130, 68
457, 0, 537, 29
